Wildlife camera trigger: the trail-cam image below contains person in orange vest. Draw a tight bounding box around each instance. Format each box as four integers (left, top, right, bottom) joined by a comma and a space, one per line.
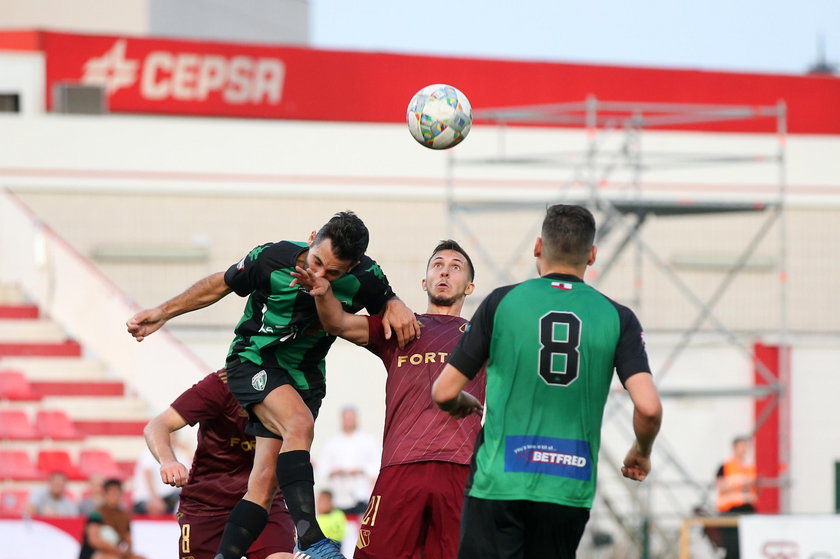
715, 436, 757, 559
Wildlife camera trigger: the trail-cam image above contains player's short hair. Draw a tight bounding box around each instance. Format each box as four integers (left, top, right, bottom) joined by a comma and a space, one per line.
314, 211, 370, 263
427, 239, 475, 281
541, 204, 596, 266
102, 478, 122, 492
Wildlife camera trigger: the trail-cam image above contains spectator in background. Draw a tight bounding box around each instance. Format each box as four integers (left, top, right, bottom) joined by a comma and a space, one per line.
26, 471, 79, 517
317, 406, 379, 514
316, 490, 348, 543
78, 478, 146, 559
79, 474, 105, 517
716, 435, 758, 559
130, 435, 186, 515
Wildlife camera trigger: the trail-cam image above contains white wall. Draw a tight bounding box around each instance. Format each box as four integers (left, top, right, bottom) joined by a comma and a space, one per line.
790, 342, 840, 513
0, 51, 44, 116
0, 0, 148, 35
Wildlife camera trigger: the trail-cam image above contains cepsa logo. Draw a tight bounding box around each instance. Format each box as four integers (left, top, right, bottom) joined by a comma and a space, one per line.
80, 40, 284, 105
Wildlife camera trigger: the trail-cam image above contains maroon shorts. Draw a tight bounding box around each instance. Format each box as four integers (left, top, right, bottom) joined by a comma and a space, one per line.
354, 461, 469, 559
178, 506, 295, 559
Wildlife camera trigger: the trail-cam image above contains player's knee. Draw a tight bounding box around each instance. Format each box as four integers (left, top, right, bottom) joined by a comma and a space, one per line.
282, 412, 314, 445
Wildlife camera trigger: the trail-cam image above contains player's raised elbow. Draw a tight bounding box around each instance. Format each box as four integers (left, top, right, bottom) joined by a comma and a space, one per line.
635, 398, 662, 426
625, 373, 662, 421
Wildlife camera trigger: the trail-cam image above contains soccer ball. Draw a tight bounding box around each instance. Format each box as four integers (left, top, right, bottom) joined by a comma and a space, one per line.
406, 84, 472, 150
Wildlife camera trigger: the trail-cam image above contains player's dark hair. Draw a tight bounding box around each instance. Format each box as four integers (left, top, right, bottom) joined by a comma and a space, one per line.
427, 239, 475, 281
541, 204, 596, 266
102, 478, 122, 491
314, 211, 369, 263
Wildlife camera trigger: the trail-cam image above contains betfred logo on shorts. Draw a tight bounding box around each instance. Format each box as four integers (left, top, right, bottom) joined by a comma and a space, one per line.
80, 40, 285, 105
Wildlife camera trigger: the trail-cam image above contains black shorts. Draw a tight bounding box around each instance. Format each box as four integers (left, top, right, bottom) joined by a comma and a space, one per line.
226, 358, 326, 439
458, 496, 590, 559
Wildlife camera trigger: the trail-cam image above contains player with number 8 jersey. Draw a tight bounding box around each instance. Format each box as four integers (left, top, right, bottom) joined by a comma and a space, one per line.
433, 204, 662, 559
450, 272, 646, 506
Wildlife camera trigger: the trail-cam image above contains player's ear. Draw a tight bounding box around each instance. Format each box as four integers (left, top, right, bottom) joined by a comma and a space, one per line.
533, 237, 543, 258
588, 245, 597, 266
464, 282, 475, 296
421, 278, 428, 292
307, 231, 317, 245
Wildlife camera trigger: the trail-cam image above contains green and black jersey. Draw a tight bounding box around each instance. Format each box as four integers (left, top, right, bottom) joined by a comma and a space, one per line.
224, 241, 395, 390
449, 273, 650, 509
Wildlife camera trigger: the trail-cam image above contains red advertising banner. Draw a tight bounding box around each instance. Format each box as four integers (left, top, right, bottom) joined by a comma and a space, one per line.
27, 31, 840, 133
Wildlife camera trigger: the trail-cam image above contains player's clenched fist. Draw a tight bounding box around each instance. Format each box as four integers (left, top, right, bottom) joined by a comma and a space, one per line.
158, 460, 189, 487
126, 308, 167, 342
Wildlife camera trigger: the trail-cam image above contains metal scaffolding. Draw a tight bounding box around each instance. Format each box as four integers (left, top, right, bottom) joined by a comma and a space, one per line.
445, 97, 789, 557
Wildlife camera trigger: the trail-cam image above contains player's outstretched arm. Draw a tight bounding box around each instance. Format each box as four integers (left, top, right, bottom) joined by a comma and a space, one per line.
291, 265, 370, 345
621, 372, 662, 481
126, 272, 232, 342
144, 407, 190, 488
432, 364, 484, 418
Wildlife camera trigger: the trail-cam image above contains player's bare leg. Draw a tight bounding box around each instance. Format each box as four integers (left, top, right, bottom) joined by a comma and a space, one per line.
254, 385, 343, 557
214, 436, 282, 559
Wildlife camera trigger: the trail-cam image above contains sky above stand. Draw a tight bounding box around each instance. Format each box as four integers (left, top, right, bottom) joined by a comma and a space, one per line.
310, 0, 840, 75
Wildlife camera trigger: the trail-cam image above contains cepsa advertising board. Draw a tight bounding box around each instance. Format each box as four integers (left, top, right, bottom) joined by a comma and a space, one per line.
38, 31, 840, 133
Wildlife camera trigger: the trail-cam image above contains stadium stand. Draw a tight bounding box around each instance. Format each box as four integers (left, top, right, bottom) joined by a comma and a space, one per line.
0, 285, 150, 505
0, 370, 41, 401
36, 449, 85, 481
33, 410, 86, 441
77, 449, 124, 480
0, 450, 44, 481
0, 489, 30, 515
0, 409, 39, 440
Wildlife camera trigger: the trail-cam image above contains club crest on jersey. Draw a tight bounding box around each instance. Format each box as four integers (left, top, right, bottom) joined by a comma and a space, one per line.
356, 529, 371, 549
251, 370, 267, 391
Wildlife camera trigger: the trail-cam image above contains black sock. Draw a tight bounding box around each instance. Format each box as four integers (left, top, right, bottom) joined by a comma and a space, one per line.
277, 449, 326, 550
213, 499, 268, 559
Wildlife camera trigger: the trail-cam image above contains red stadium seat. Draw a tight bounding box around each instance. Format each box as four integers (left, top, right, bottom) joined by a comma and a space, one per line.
0, 409, 38, 440
0, 370, 40, 400
78, 449, 123, 480
0, 450, 45, 481
0, 489, 30, 515
37, 449, 85, 480
34, 409, 85, 440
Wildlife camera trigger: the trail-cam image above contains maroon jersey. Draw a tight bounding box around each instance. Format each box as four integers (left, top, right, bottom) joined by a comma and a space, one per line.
172, 372, 285, 516
366, 313, 485, 468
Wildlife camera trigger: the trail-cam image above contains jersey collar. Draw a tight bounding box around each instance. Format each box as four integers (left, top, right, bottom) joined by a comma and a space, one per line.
542, 272, 584, 283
